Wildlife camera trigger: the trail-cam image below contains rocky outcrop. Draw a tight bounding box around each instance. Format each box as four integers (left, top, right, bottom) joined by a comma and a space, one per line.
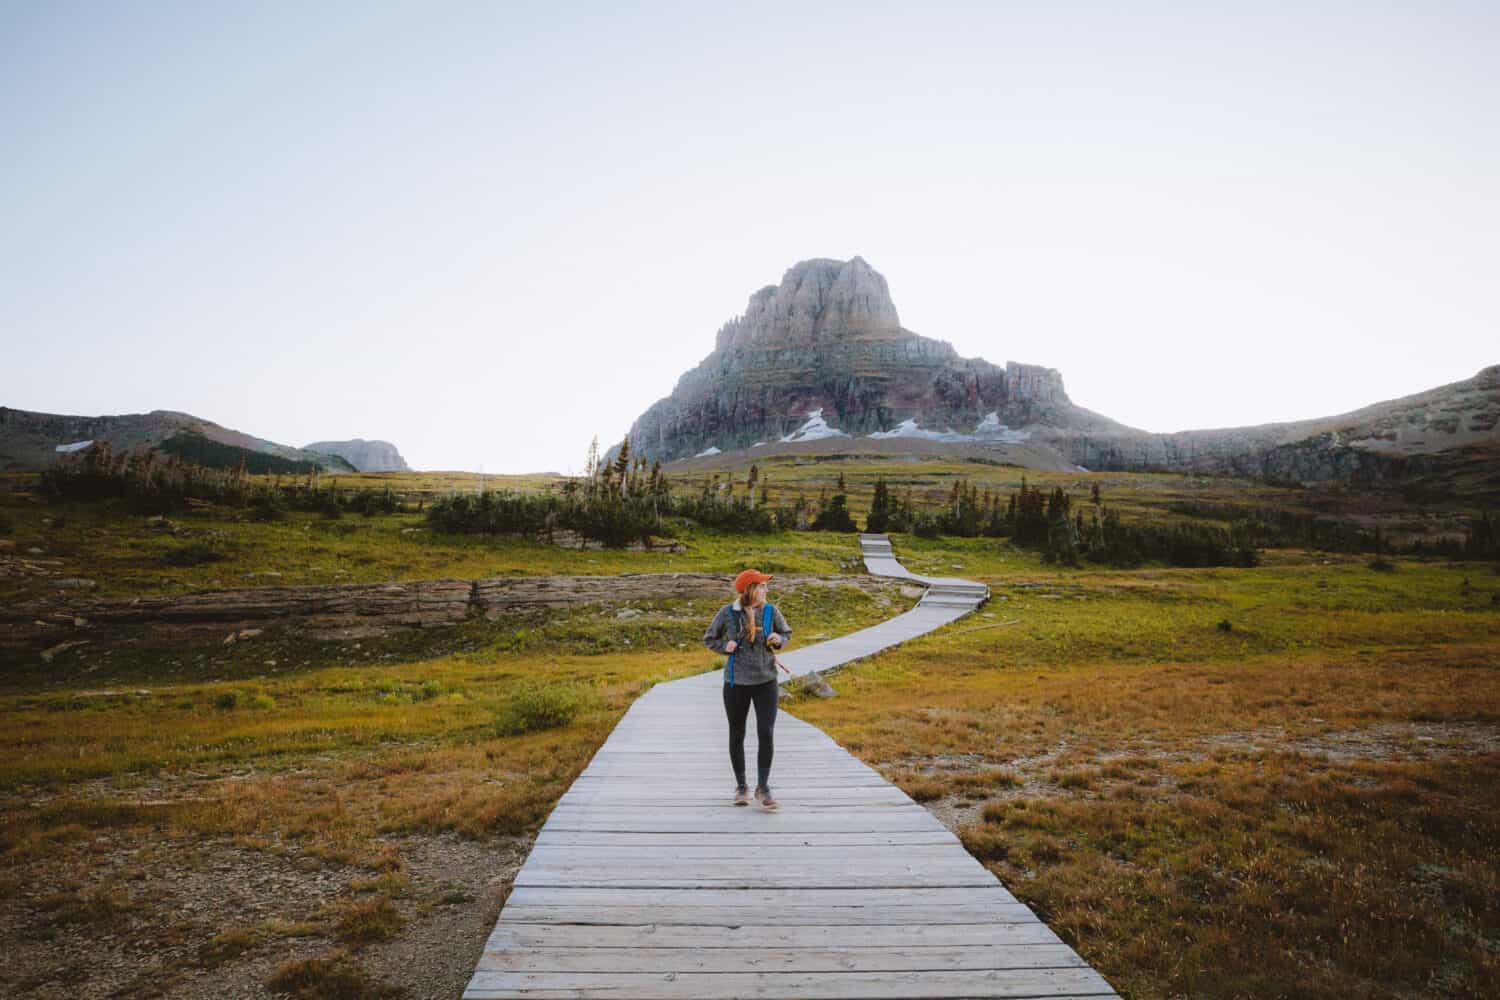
614, 255, 1498, 489
0, 407, 353, 472
303, 439, 412, 473
618, 257, 1122, 462
1, 573, 901, 658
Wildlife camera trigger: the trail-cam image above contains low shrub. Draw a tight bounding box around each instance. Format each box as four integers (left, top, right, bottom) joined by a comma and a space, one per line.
495, 681, 595, 737
332, 895, 403, 943
268, 950, 403, 999
161, 541, 229, 566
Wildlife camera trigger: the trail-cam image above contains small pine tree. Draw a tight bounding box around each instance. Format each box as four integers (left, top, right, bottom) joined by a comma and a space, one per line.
866, 476, 892, 532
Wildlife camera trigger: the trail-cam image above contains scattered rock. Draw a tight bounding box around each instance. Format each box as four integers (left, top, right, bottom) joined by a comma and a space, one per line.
544, 529, 686, 553
41, 640, 90, 663
51, 577, 96, 589
798, 672, 837, 698
614, 608, 643, 619
899, 585, 924, 598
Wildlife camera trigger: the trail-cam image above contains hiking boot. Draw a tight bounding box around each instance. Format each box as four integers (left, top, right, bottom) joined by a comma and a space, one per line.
733, 786, 752, 806
754, 785, 780, 811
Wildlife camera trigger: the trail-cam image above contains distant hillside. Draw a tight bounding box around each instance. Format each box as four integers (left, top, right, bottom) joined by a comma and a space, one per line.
0, 407, 355, 473
159, 432, 333, 475
303, 439, 411, 473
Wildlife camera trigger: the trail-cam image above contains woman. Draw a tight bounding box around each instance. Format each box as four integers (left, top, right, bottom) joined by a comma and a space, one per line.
702, 569, 792, 810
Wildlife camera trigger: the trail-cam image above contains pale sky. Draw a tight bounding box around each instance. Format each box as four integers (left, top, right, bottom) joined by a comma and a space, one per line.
3, 2, 1496, 473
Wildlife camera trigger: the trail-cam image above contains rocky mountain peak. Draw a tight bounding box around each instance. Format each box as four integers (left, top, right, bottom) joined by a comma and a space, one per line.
618, 256, 1123, 464
714, 256, 903, 352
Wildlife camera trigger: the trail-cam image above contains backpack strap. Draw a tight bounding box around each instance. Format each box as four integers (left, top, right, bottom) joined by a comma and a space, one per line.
725, 605, 740, 686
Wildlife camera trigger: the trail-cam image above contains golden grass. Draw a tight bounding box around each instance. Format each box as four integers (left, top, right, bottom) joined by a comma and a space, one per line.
790, 554, 1500, 999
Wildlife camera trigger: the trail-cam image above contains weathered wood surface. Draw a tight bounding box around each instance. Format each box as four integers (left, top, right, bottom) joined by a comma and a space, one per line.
463, 535, 1119, 998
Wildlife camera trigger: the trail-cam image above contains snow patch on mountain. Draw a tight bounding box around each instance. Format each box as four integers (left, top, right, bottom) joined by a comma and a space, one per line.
780, 408, 850, 443
866, 412, 1031, 443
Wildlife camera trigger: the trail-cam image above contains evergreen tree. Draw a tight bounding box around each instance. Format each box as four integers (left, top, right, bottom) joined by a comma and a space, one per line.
866, 476, 892, 532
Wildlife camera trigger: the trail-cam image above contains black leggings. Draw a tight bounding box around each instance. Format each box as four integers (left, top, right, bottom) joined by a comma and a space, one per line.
722, 679, 778, 789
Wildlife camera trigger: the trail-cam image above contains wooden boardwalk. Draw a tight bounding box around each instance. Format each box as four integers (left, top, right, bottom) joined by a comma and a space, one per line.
463, 535, 1119, 999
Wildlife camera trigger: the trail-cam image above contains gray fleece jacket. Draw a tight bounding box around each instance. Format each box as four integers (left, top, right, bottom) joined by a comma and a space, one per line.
702, 598, 792, 686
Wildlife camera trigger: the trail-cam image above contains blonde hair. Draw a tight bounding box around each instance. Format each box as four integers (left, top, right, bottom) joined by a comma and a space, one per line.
739, 581, 766, 644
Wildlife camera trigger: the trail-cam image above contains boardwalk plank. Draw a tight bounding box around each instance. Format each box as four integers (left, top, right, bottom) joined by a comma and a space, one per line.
482, 921, 1058, 949
476, 944, 1088, 973
465, 967, 1116, 998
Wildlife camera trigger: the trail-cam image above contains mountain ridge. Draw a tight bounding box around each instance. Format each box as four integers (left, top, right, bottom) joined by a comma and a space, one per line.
614, 256, 1499, 487
0, 407, 359, 473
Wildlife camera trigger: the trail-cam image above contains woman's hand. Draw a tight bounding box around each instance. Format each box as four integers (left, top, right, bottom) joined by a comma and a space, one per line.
768, 632, 782, 647
724, 640, 738, 653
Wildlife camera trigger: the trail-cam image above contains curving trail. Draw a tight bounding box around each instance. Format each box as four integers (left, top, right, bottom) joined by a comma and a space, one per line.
462, 534, 1118, 999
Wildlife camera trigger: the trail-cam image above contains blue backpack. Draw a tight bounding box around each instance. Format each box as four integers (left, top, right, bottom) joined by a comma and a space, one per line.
726, 603, 775, 687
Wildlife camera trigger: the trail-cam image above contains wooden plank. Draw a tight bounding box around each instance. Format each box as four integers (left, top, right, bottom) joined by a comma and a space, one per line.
493, 903, 1040, 926
476, 943, 1088, 973
503, 886, 1020, 907
535, 816, 949, 833
483, 921, 1057, 950
464, 967, 1116, 998
520, 844, 971, 863
532, 830, 961, 848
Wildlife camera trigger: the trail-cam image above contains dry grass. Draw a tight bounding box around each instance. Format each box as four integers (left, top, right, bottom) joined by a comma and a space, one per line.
4, 460, 1496, 997
793, 554, 1500, 999
0, 579, 905, 995
267, 950, 404, 999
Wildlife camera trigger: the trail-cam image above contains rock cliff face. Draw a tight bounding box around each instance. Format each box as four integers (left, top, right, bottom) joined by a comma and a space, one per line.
620, 257, 1124, 461
303, 439, 411, 473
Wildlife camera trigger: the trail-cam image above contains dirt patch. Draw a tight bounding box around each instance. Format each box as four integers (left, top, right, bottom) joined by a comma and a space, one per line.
0, 829, 528, 999
883, 722, 1500, 835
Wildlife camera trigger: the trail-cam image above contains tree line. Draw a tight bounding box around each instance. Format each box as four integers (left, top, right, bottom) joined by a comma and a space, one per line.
40, 440, 404, 518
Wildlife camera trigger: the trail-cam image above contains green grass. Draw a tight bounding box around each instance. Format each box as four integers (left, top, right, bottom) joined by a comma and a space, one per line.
3, 455, 1479, 604
3, 457, 1496, 998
